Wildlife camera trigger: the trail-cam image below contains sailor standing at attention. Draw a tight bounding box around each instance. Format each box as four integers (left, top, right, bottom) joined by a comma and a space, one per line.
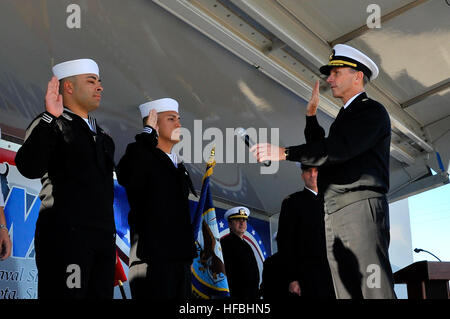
221, 206, 260, 299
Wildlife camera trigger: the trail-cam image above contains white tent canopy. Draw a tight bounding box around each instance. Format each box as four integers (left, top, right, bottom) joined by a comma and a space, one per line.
154, 0, 450, 204
0, 0, 448, 216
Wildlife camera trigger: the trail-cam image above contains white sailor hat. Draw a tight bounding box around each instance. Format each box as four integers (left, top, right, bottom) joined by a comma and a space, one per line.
139, 98, 179, 118
52, 58, 99, 80
224, 206, 250, 220
320, 44, 379, 80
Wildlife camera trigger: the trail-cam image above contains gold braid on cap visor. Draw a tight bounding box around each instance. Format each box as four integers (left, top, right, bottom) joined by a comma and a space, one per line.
328, 60, 358, 68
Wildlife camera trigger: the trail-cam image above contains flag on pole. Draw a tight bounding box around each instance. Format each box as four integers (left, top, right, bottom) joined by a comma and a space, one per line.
114, 249, 128, 299
191, 148, 230, 298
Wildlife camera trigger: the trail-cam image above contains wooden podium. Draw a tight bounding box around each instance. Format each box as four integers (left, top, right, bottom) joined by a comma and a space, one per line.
394, 261, 450, 299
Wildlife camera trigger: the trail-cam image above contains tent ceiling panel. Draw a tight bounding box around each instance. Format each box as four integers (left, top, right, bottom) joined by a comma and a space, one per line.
404, 87, 450, 127
275, 0, 414, 43
347, 0, 450, 104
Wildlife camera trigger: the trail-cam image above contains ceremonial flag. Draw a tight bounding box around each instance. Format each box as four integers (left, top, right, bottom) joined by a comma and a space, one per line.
191, 149, 230, 298
114, 249, 128, 299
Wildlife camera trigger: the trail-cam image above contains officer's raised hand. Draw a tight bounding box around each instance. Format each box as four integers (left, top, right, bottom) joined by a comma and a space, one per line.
45, 76, 64, 117
306, 80, 320, 116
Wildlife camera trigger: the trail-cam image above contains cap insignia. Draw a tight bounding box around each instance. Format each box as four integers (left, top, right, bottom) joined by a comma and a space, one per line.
329, 49, 335, 61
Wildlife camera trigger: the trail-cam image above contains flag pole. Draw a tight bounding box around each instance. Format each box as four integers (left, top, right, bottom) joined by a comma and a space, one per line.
202, 147, 216, 185
190, 145, 230, 299
118, 280, 127, 299
207, 147, 216, 166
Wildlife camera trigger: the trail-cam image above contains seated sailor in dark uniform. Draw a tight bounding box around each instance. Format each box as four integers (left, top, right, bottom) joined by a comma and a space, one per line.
251, 44, 396, 299
220, 206, 260, 299
116, 98, 197, 299
15, 59, 116, 299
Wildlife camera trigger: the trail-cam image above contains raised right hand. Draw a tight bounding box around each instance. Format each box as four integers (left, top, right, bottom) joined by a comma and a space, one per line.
306, 80, 320, 116
45, 76, 63, 117
145, 109, 159, 134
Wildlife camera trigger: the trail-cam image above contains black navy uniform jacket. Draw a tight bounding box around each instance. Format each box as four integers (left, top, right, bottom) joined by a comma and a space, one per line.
15, 110, 116, 232
277, 188, 335, 298
221, 231, 260, 299
116, 127, 197, 264
287, 92, 391, 213
260, 252, 292, 299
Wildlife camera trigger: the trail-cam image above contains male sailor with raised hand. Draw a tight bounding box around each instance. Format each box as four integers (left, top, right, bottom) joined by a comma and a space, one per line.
116, 98, 198, 299
15, 59, 116, 299
251, 44, 396, 299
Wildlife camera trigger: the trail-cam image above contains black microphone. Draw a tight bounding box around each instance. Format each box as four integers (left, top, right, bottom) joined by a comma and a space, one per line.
235, 127, 271, 167
413, 248, 442, 262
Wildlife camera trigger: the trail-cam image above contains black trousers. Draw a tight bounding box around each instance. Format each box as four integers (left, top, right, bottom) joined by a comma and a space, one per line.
324, 196, 396, 299
298, 262, 336, 298
34, 221, 116, 299
129, 260, 192, 299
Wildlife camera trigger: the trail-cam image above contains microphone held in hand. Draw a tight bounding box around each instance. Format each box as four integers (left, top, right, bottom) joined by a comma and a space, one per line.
235, 127, 271, 167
